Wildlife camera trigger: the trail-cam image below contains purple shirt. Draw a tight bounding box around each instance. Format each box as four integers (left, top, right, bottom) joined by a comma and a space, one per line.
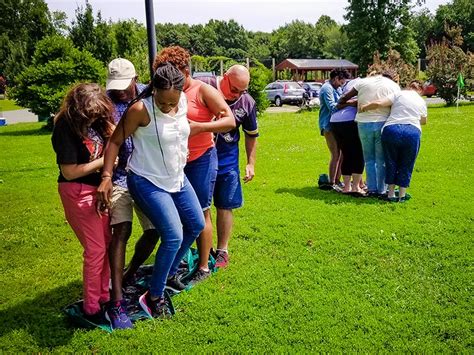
108, 83, 146, 188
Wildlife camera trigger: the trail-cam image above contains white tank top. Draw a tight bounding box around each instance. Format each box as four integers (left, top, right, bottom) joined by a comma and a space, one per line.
128, 93, 190, 193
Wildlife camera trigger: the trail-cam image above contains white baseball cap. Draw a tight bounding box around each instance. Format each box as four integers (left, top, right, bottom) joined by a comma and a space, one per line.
106, 58, 136, 91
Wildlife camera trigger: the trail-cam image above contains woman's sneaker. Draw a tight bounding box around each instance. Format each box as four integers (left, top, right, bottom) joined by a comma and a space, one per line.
105, 300, 133, 330
139, 291, 173, 319
215, 250, 229, 268
165, 273, 187, 294
187, 268, 211, 286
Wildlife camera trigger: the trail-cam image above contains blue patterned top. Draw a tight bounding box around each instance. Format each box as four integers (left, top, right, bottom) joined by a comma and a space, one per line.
108, 84, 147, 188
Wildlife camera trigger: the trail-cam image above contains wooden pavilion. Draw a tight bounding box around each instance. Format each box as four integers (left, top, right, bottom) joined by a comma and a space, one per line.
275, 59, 358, 82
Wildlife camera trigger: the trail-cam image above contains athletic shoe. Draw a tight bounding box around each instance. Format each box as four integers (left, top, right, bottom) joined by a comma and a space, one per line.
215, 250, 229, 268
165, 273, 187, 293
83, 309, 107, 325
139, 291, 173, 319
187, 268, 211, 286
105, 300, 133, 330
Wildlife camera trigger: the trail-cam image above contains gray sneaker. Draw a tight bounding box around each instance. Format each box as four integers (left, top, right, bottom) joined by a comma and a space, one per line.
187, 268, 211, 286
165, 273, 187, 294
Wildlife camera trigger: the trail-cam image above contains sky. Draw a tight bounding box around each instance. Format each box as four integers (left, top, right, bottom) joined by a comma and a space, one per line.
45, 0, 450, 33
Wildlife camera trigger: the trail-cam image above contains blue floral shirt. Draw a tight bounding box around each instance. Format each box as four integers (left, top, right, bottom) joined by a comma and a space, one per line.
108, 84, 146, 188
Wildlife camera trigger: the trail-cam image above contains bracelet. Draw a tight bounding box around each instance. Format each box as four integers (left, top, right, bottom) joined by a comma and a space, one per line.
101, 174, 112, 179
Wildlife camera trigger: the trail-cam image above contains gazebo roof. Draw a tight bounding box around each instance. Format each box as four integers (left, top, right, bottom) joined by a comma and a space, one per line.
276, 59, 358, 71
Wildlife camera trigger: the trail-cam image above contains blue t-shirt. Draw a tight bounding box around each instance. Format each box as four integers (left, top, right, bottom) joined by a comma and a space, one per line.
197, 76, 259, 174
318, 82, 340, 131
108, 83, 147, 188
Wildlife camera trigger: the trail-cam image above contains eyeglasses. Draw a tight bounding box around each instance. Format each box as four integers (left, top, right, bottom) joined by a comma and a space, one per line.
228, 77, 247, 95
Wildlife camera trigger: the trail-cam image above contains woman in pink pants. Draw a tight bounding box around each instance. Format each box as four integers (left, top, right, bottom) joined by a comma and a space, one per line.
52, 83, 115, 322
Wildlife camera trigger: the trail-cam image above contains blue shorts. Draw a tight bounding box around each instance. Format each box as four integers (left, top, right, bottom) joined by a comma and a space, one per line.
213, 167, 243, 209
184, 147, 218, 211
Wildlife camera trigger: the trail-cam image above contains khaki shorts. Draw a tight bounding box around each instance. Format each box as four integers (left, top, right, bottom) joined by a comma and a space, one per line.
109, 185, 154, 230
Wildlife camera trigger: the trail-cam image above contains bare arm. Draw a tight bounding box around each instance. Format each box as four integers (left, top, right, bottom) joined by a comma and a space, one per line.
420, 116, 427, 125
189, 83, 236, 136
359, 97, 392, 112
60, 158, 104, 181
97, 101, 149, 207
243, 136, 257, 183
338, 88, 358, 105
336, 99, 357, 110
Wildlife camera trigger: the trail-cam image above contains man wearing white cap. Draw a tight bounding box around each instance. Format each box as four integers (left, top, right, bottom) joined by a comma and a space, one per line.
104, 58, 159, 330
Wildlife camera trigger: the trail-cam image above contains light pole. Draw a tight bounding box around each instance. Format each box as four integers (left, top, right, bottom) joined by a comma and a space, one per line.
145, 0, 157, 79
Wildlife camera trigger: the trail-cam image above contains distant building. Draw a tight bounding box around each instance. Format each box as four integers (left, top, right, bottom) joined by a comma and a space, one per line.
275, 59, 358, 82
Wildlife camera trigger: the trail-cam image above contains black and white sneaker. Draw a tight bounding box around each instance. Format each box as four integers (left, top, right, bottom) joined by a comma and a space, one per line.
165, 273, 187, 294
187, 268, 211, 286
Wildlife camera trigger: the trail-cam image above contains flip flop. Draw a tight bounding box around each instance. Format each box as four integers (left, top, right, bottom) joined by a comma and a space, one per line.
350, 191, 368, 198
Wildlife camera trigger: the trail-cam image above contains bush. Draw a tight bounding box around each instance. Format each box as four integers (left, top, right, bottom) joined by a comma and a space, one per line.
426, 25, 473, 105
190, 55, 270, 114
10, 35, 105, 119
367, 49, 417, 87
248, 61, 271, 114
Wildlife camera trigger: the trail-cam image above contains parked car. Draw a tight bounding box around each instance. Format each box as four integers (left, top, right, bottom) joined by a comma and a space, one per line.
192, 71, 215, 78
423, 80, 437, 97
302, 82, 322, 98
264, 80, 305, 106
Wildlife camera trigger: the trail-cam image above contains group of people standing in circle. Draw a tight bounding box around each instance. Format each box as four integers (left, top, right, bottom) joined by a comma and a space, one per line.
52, 46, 259, 329
318, 68, 428, 202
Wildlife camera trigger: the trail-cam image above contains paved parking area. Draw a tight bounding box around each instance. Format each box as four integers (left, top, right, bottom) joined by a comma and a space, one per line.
1, 109, 38, 125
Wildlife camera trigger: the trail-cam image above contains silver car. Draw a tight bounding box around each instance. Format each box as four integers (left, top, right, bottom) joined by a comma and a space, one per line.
264, 81, 305, 106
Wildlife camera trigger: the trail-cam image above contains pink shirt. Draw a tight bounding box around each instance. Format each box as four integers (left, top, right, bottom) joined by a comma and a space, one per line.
185, 80, 215, 162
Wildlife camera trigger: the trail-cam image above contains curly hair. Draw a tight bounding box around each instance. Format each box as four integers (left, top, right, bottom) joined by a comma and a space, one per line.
153, 46, 190, 72
54, 83, 114, 139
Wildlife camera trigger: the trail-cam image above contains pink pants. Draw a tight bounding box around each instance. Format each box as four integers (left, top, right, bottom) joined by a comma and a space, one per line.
58, 182, 111, 315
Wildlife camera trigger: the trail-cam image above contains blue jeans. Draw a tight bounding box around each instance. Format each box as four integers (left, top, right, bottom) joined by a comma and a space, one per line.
184, 147, 218, 211
358, 122, 386, 193
127, 172, 205, 298
381, 124, 421, 188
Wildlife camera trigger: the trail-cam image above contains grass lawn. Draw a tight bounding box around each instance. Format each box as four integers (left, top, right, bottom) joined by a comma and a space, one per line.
0, 98, 23, 111
0, 105, 472, 352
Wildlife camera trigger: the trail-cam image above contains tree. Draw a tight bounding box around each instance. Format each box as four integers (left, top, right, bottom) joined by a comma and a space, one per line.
426, 24, 473, 105
270, 21, 320, 61
69, 1, 115, 64
410, 8, 435, 59
248, 62, 272, 114
10, 35, 105, 118
433, 0, 473, 52
344, 0, 420, 73
367, 49, 417, 87
0, 0, 53, 82
207, 20, 250, 57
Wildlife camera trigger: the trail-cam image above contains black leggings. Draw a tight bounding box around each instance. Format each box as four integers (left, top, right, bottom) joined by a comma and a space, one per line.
331, 121, 365, 176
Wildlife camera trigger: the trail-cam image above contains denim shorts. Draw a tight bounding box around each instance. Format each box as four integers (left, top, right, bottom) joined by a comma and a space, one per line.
184, 147, 218, 211
213, 167, 243, 209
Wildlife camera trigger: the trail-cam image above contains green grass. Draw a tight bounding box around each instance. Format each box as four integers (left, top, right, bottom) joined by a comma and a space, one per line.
0, 105, 473, 352
0, 98, 23, 111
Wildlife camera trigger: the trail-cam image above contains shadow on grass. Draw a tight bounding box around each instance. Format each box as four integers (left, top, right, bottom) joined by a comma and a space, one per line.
275, 186, 382, 205
0, 127, 51, 137
0, 281, 84, 348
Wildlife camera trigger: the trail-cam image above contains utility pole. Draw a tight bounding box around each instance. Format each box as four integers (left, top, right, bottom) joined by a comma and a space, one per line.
145, 0, 157, 80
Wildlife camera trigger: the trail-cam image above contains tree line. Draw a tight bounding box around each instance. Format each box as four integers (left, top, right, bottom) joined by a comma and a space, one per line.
1, 0, 472, 114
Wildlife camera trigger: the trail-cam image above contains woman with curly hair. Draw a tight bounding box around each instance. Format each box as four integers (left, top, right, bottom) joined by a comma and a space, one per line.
152, 46, 235, 285
52, 83, 115, 323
